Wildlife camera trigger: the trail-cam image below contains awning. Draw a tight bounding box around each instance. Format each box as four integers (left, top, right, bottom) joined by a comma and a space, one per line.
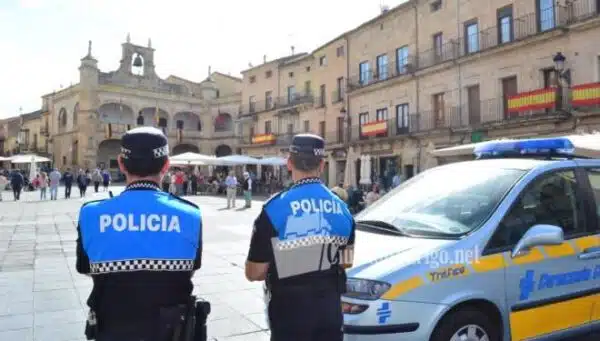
10, 154, 51, 164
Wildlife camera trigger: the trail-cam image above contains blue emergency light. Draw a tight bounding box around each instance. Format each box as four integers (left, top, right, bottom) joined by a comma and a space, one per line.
474, 137, 576, 159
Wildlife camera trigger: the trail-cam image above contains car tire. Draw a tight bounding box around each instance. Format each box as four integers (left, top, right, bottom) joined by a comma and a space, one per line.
430, 307, 501, 341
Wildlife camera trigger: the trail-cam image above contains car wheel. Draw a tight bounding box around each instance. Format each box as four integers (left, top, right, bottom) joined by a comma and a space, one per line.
430, 307, 500, 341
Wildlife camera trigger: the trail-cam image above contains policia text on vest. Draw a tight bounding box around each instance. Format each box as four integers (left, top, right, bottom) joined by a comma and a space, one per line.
76, 181, 207, 341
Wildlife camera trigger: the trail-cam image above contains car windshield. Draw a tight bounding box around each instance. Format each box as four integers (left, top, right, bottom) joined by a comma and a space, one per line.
356, 165, 526, 237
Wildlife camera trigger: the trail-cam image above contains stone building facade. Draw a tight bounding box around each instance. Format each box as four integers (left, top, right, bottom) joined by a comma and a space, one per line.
238, 0, 600, 186
1, 35, 242, 173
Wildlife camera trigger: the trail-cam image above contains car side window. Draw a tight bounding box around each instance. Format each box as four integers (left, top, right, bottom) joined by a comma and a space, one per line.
488, 170, 583, 250
584, 169, 600, 232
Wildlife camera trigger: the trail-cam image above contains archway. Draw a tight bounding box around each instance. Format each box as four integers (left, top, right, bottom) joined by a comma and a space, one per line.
215, 144, 232, 157
97, 139, 121, 171
98, 103, 135, 125
214, 113, 233, 132
172, 144, 199, 155
139, 107, 169, 128
173, 111, 202, 131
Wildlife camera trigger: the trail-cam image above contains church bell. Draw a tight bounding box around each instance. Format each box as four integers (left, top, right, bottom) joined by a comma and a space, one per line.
133, 54, 143, 67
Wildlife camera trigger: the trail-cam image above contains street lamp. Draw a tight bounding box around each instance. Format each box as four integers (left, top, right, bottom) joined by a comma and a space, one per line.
552, 52, 571, 87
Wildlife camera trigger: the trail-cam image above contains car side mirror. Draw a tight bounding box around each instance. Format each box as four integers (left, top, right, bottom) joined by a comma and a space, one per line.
511, 224, 564, 258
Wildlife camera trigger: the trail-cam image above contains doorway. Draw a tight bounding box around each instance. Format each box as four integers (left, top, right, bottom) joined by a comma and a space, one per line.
467, 85, 481, 125
502, 76, 518, 119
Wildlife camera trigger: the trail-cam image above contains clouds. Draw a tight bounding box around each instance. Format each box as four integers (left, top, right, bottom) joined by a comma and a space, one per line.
0, 0, 407, 117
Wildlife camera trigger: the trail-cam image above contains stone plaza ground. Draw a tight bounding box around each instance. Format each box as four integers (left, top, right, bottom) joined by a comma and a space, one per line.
0, 187, 269, 341
0, 187, 596, 341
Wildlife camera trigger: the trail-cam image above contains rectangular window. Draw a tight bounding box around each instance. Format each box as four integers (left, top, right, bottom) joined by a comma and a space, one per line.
336, 77, 344, 102
304, 81, 311, 95
319, 121, 325, 137
396, 103, 409, 134
537, 0, 555, 32
497, 5, 513, 44
304, 120, 310, 132
376, 54, 389, 80
249, 96, 256, 113
467, 85, 481, 125
265, 70, 272, 78
249, 76, 256, 83
464, 20, 479, 54
336, 46, 345, 57
542, 68, 556, 88
502, 76, 518, 119
337, 117, 345, 143
265, 91, 272, 109
319, 56, 327, 66
359, 62, 370, 85
359, 112, 369, 139
375, 108, 388, 121
287, 86, 296, 104
396, 46, 409, 74
432, 93, 445, 127
319, 84, 326, 106
433, 33, 443, 60
265, 121, 272, 134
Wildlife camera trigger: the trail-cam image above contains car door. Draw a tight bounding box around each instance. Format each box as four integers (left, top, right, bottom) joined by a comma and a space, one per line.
486, 169, 597, 340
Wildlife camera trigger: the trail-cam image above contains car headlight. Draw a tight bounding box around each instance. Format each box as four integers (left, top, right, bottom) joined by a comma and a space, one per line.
344, 278, 391, 300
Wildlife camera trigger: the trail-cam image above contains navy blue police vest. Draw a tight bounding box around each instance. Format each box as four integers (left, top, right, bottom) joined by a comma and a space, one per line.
79, 184, 201, 274
264, 178, 353, 279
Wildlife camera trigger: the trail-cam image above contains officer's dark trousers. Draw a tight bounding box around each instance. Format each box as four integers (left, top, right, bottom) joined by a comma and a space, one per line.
268, 291, 343, 341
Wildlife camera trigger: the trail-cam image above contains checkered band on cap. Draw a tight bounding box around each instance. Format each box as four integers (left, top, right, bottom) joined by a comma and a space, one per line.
153, 145, 169, 158
276, 235, 349, 251
89, 259, 194, 274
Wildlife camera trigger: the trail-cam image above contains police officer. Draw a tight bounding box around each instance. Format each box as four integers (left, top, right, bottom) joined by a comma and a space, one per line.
245, 133, 355, 341
76, 127, 203, 341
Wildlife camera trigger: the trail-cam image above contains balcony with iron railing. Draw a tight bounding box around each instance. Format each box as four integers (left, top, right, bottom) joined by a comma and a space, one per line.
331, 89, 345, 104
348, 0, 599, 91
240, 99, 278, 116
348, 56, 417, 91
276, 94, 315, 110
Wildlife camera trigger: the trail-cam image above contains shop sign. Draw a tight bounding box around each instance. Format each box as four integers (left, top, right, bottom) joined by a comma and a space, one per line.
361, 121, 388, 136
507, 88, 557, 113
252, 134, 276, 144
572, 83, 600, 106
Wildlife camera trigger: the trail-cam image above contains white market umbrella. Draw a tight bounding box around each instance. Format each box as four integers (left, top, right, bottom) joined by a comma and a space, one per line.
10, 154, 51, 164
258, 157, 287, 166
29, 157, 37, 181
0, 156, 11, 161
216, 155, 261, 166
343, 148, 356, 187
359, 155, 372, 185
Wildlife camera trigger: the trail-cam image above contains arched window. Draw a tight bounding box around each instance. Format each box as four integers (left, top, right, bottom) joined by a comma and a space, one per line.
59, 108, 68, 127
73, 103, 80, 125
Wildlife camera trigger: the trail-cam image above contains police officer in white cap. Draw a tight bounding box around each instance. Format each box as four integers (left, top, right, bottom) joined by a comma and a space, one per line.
245, 133, 355, 341
76, 127, 204, 341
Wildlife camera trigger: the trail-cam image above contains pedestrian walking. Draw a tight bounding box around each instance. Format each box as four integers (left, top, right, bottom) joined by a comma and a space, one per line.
225, 170, 238, 209
77, 169, 88, 197
92, 168, 102, 193
63, 168, 74, 198
75, 126, 206, 340
242, 171, 252, 208
39, 172, 49, 200
0, 173, 7, 201
49, 168, 61, 200
9, 170, 24, 201
101, 169, 111, 191
245, 133, 355, 341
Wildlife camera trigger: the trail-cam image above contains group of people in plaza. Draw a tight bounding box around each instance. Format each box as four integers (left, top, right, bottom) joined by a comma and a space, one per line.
72, 126, 354, 341
0, 166, 112, 201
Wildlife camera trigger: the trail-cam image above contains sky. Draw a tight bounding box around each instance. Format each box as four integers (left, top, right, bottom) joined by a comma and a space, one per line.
0, 0, 407, 119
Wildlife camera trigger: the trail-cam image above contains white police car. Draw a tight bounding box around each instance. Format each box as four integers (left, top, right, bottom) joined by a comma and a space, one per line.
343, 137, 600, 341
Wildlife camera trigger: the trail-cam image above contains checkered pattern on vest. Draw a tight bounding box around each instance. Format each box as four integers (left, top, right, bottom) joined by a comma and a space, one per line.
276, 235, 349, 251
89, 259, 194, 274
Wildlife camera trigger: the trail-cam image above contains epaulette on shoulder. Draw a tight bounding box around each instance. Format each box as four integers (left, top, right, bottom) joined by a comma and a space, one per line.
169, 193, 199, 209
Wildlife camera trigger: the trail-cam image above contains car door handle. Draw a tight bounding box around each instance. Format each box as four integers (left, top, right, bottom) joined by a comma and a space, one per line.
578, 246, 600, 260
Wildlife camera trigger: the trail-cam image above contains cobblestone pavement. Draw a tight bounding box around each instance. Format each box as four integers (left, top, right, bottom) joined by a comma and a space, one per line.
0, 186, 269, 341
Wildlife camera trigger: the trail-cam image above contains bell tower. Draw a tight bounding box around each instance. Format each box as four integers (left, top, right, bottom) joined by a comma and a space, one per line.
117, 33, 158, 79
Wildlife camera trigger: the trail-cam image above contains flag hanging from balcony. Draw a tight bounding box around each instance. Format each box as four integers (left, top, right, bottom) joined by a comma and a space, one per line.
177, 129, 182, 143
507, 88, 557, 113
571, 83, 600, 106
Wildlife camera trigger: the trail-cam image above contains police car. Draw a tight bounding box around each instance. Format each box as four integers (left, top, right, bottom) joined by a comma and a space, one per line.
342, 137, 600, 341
